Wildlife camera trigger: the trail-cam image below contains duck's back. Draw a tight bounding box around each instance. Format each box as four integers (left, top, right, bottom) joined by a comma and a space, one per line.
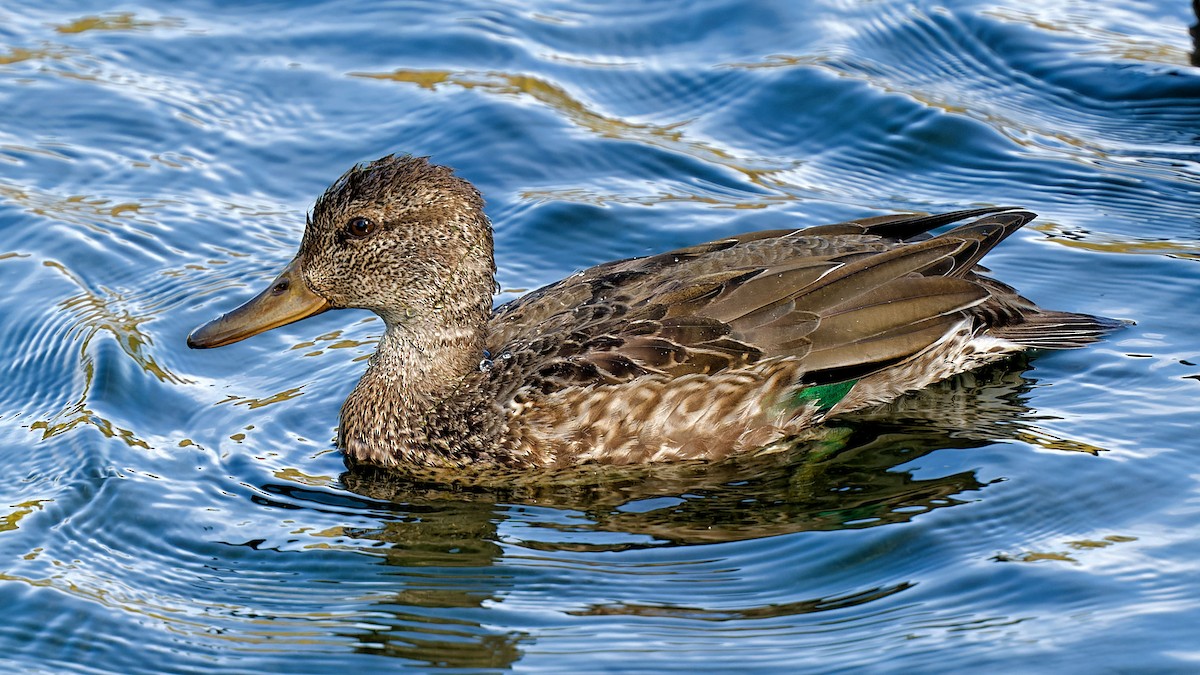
480, 208, 1117, 465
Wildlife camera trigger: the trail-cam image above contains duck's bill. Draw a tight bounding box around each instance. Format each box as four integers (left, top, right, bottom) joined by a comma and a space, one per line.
187, 259, 329, 349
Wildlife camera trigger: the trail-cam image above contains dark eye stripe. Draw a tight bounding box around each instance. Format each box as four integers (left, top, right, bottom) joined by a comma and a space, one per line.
346, 217, 376, 239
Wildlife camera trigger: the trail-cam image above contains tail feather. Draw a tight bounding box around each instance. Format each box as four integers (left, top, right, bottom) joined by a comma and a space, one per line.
858, 206, 1022, 241
988, 311, 1127, 349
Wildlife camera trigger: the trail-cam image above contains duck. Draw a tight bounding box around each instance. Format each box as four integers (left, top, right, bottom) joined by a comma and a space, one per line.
188, 154, 1119, 470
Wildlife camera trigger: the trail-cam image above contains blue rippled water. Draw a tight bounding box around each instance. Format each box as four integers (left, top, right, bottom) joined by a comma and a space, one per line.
1, 1, 1198, 672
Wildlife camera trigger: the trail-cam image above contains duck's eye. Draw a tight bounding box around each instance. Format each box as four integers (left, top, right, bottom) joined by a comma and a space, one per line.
345, 217, 377, 239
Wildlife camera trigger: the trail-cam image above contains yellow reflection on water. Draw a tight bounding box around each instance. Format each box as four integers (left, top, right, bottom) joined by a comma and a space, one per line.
43, 259, 182, 384
0, 568, 357, 651
0, 500, 49, 533
1014, 428, 1106, 455
216, 386, 305, 410
54, 12, 180, 35
274, 467, 335, 487
1031, 222, 1200, 260
30, 404, 149, 449
289, 328, 377, 358
0, 182, 167, 235
352, 68, 798, 208
21, 253, 184, 447
997, 534, 1138, 564
983, 7, 1193, 66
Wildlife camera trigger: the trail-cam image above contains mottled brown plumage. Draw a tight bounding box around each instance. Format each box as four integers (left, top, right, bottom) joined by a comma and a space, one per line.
188, 155, 1120, 470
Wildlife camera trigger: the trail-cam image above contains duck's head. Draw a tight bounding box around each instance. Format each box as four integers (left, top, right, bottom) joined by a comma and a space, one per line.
188, 155, 493, 349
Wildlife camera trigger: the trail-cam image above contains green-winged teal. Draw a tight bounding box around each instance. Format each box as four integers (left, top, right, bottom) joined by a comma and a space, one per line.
189, 155, 1119, 469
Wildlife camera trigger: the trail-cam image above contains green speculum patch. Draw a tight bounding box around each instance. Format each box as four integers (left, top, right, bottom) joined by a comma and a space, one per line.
791, 380, 857, 413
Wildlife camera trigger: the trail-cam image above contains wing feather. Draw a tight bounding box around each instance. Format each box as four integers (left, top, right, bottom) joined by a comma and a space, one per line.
486, 208, 1069, 392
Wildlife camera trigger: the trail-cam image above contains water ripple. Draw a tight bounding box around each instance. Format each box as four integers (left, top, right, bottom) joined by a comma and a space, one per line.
1, 1, 1198, 672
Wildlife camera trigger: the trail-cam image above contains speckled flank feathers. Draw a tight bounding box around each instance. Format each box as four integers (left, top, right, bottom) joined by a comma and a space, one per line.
191, 155, 1122, 470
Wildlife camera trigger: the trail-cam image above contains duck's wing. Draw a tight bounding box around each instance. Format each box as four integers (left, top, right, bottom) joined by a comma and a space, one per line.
487, 208, 1032, 390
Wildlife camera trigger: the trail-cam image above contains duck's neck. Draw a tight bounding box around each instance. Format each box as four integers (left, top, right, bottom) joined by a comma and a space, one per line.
339, 296, 492, 468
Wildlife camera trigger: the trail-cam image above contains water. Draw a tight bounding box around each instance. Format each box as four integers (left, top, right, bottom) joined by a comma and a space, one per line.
1, 1, 1198, 672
